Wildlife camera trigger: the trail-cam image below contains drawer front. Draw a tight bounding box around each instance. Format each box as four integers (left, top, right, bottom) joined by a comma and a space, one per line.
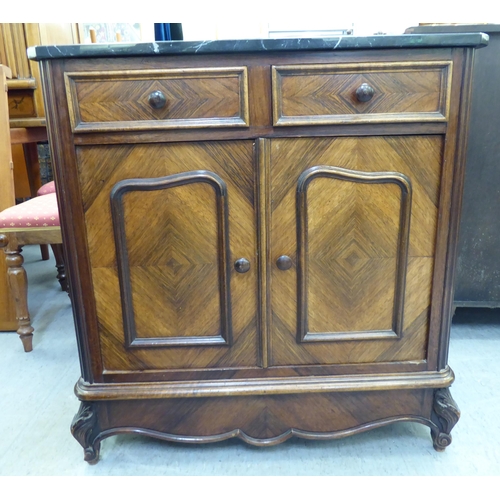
272, 61, 452, 126
65, 67, 249, 133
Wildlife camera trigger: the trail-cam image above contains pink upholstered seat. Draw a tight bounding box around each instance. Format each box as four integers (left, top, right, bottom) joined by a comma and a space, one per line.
37, 180, 56, 196
0, 192, 60, 229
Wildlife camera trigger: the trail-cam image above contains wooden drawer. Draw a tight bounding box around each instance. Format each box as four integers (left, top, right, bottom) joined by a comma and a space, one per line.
64, 67, 249, 133
272, 61, 452, 126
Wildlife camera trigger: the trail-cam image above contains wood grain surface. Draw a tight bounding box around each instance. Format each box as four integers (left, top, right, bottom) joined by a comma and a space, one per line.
273, 61, 452, 125
76, 140, 259, 371
296, 166, 412, 343
110, 171, 232, 348
65, 67, 250, 132
38, 47, 475, 460
99, 388, 433, 443
268, 135, 443, 366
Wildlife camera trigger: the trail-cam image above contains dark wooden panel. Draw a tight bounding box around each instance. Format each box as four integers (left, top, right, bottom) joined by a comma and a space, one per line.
273, 61, 452, 126
455, 30, 500, 306
269, 136, 443, 366
65, 67, 249, 132
99, 389, 432, 443
71, 122, 449, 147
76, 140, 259, 372
405, 27, 500, 308
101, 360, 429, 383
73, 386, 459, 462
405, 26, 500, 308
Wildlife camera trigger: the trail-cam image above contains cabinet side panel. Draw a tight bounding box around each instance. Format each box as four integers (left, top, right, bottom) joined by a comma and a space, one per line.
40, 59, 104, 382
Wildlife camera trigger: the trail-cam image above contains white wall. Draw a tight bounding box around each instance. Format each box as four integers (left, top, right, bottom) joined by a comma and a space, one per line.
181, 2, 500, 41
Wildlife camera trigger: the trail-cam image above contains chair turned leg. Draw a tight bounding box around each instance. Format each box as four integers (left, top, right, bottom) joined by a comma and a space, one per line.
0, 235, 33, 352
50, 244, 67, 292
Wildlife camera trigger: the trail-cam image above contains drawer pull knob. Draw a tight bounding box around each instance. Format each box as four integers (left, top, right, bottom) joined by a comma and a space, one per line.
234, 258, 250, 273
276, 255, 293, 271
148, 90, 167, 109
355, 83, 374, 102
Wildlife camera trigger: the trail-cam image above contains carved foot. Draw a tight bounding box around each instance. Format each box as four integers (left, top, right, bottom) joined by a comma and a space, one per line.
71, 402, 101, 464
19, 329, 33, 352
431, 388, 460, 451
50, 244, 67, 291
0, 235, 34, 352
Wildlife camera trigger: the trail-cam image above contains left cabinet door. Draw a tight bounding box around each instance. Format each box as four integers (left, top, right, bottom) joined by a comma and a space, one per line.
76, 140, 260, 373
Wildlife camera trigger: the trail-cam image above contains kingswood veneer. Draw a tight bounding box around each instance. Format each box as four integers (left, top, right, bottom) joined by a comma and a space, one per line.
29, 33, 487, 462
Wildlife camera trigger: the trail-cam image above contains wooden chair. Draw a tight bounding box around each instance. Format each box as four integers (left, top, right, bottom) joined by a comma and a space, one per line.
0, 191, 65, 352
0, 63, 65, 352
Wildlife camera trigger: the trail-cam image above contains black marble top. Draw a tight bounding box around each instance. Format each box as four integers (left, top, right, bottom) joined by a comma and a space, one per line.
27, 33, 489, 61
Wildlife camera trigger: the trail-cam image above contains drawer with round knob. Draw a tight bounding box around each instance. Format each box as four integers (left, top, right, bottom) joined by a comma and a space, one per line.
64, 67, 249, 133
272, 61, 452, 126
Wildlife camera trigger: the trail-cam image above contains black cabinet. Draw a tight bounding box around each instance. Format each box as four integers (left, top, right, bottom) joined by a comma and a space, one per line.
406, 25, 500, 308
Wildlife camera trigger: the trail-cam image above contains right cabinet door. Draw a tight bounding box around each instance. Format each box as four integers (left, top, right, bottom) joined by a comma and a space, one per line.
268, 136, 443, 367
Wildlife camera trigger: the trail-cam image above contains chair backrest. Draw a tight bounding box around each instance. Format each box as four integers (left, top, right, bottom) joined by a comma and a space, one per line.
0, 65, 18, 330
0, 65, 15, 213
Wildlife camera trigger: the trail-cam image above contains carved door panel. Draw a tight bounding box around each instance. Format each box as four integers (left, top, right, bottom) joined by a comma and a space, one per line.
268, 136, 443, 366
76, 141, 259, 373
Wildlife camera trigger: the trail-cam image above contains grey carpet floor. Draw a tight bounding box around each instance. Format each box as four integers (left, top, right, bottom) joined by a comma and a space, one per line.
0, 246, 499, 475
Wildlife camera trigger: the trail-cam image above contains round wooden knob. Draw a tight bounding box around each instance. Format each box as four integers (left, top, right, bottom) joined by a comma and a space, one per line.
355, 83, 374, 102
148, 90, 167, 109
234, 258, 250, 273
0, 234, 8, 248
276, 255, 293, 271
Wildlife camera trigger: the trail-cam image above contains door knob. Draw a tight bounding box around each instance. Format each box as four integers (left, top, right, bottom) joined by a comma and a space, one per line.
355, 83, 374, 102
234, 258, 250, 273
148, 90, 167, 109
276, 255, 293, 271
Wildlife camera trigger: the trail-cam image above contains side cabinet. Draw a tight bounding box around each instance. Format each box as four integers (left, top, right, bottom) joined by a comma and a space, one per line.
33, 35, 484, 462
406, 24, 500, 308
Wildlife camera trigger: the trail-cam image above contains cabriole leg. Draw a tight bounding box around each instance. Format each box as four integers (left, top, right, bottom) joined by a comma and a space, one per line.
431, 388, 460, 451
71, 402, 101, 464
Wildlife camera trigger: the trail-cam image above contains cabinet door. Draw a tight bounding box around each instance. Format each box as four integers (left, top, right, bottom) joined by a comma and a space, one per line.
268, 136, 443, 366
76, 141, 259, 372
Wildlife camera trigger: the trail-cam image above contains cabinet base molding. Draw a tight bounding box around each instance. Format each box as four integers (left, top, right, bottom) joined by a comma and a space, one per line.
71, 387, 457, 463
75, 368, 454, 400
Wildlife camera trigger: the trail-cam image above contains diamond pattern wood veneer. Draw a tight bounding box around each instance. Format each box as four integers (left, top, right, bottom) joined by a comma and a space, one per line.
269, 136, 442, 366
77, 141, 259, 371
